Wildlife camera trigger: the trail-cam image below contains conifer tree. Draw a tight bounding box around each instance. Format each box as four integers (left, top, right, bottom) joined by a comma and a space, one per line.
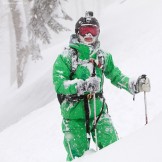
9, 0, 72, 87
9, 0, 29, 87
29, 0, 72, 44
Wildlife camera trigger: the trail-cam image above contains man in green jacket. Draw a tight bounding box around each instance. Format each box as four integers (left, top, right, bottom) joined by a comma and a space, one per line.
53, 11, 150, 161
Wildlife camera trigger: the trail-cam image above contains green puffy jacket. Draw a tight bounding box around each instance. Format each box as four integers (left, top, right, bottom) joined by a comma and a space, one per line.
53, 42, 130, 120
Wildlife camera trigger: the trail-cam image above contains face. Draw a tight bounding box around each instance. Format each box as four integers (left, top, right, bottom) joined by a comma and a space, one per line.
78, 25, 100, 45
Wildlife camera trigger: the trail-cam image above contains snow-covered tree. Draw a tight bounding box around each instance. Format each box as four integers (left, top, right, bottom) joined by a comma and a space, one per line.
28, 0, 72, 45
9, 0, 29, 87
8, 0, 72, 87
23, 0, 42, 61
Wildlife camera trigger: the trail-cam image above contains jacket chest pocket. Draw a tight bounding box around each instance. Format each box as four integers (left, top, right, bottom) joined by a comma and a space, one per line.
72, 61, 103, 81
74, 63, 93, 80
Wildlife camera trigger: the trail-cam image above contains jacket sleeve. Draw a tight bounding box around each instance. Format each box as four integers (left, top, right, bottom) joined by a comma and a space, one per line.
104, 53, 130, 92
53, 54, 77, 95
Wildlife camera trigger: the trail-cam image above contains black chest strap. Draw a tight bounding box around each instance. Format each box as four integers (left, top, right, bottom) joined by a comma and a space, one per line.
83, 95, 90, 137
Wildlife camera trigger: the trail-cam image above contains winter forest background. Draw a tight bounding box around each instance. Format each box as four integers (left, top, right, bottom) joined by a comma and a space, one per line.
0, 0, 162, 162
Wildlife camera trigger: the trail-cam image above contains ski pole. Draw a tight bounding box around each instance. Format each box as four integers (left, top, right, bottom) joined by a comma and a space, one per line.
93, 92, 98, 151
67, 141, 74, 160
144, 91, 148, 125
141, 74, 149, 125
91, 59, 98, 151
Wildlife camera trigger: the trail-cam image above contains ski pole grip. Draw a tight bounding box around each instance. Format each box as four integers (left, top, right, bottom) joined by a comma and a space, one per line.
141, 74, 146, 79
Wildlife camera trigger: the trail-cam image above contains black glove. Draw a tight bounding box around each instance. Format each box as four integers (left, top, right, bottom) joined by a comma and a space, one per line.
129, 74, 151, 94
136, 75, 151, 92
77, 76, 100, 95
86, 76, 100, 93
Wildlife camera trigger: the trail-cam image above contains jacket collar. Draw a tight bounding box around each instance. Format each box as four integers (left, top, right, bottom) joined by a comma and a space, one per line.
69, 34, 100, 55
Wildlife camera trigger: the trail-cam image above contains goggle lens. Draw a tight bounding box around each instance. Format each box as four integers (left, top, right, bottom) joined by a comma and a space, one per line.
79, 26, 100, 36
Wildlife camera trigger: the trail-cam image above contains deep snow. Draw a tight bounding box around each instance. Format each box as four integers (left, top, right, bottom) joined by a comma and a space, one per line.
75, 112, 162, 162
0, 0, 162, 162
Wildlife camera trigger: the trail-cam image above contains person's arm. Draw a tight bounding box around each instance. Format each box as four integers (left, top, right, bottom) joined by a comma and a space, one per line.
104, 53, 130, 92
53, 54, 78, 95
53, 51, 101, 95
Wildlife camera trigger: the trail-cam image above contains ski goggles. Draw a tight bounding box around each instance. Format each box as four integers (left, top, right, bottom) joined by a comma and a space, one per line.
78, 25, 100, 36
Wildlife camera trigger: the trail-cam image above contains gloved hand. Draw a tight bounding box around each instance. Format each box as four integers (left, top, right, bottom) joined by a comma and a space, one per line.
136, 75, 151, 92
77, 79, 87, 95
86, 76, 101, 93
129, 74, 151, 94
76, 76, 100, 95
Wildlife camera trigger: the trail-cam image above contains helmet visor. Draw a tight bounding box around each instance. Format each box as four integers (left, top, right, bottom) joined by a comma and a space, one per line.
78, 25, 100, 36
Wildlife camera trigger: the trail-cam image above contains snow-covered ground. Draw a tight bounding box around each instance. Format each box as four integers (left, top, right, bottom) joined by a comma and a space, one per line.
75, 112, 162, 162
0, 0, 162, 161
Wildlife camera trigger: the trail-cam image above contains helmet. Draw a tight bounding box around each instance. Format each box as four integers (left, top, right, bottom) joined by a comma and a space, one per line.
75, 11, 100, 34
75, 11, 100, 45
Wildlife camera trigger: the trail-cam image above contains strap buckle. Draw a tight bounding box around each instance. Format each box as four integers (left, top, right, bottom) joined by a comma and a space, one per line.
87, 94, 93, 100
